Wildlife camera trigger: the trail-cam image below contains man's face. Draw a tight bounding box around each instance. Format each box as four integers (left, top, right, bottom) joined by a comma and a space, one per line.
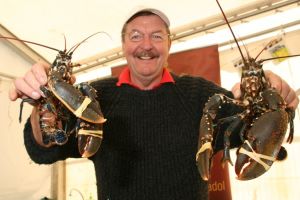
122, 15, 171, 83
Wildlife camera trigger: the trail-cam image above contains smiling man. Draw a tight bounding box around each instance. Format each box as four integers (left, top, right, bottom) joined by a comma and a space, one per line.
120, 9, 172, 90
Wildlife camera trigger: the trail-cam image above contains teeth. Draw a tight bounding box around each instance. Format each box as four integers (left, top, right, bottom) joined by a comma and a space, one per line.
137, 51, 156, 60
139, 56, 152, 60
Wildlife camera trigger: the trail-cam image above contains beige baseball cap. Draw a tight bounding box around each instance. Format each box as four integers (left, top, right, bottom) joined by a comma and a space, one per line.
124, 7, 170, 27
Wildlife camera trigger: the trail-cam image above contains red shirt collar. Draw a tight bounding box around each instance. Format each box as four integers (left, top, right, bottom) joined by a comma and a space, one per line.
116, 67, 175, 90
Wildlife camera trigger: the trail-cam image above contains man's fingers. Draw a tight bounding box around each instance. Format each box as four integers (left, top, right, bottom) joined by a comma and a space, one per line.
24, 70, 44, 95
14, 77, 41, 100
31, 62, 49, 85
231, 83, 241, 99
8, 85, 20, 101
265, 70, 299, 109
70, 75, 76, 85
8, 63, 49, 102
285, 89, 299, 110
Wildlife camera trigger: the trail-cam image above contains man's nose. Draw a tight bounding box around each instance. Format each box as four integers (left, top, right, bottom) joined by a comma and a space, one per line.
140, 35, 153, 49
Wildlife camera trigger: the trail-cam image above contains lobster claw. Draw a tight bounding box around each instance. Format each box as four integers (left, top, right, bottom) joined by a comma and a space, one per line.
234, 140, 277, 180
196, 99, 219, 181
77, 123, 103, 158
196, 142, 213, 181
235, 110, 288, 180
48, 79, 106, 124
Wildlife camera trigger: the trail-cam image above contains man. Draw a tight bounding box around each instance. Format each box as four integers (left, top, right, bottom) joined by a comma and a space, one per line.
9, 8, 299, 200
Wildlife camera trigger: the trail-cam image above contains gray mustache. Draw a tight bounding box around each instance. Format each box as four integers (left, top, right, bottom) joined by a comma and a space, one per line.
136, 51, 158, 58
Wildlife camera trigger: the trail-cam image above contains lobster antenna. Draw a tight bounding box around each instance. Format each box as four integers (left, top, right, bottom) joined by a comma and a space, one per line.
67, 31, 112, 55
0, 36, 60, 52
216, 0, 247, 64
241, 39, 252, 60
254, 39, 276, 61
64, 34, 67, 52
259, 54, 300, 64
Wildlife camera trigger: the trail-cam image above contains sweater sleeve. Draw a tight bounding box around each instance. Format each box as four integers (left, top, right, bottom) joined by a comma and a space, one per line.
23, 117, 81, 164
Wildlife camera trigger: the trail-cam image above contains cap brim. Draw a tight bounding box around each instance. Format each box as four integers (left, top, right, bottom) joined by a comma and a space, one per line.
125, 7, 170, 27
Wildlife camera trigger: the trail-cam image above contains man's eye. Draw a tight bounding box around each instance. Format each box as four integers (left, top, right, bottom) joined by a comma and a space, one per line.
152, 34, 163, 41
129, 33, 143, 41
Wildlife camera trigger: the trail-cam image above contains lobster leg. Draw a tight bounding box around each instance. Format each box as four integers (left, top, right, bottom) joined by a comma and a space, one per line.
39, 98, 69, 146
285, 108, 295, 143
19, 98, 38, 123
218, 112, 249, 166
221, 117, 243, 166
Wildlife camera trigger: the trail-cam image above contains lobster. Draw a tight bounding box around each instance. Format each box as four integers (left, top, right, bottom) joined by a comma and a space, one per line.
2, 34, 106, 158
196, 0, 299, 181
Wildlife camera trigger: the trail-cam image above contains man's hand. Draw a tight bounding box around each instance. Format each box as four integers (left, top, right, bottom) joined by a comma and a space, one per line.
9, 63, 49, 101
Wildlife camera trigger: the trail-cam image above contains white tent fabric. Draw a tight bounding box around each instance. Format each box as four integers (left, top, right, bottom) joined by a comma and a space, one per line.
0, 0, 273, 62
0, 83, 52, 200
0, 41, 52, 200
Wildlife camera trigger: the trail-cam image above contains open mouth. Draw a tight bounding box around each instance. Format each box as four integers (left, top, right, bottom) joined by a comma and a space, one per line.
136, 51, 158, 60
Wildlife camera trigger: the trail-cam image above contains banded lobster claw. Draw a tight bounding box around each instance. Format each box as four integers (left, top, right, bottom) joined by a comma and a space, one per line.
77, 122, 104, 158
235, 109, 293, 180
74, 83, 106, 158
48, 77, 106, 124
196, 94, 223, 181
196, 134, 213, 181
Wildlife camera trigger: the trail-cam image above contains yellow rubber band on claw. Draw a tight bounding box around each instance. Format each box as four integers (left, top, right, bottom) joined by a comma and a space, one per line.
196, 142, 212, 161
239, 140, 276, 171
78, 129, 103, 138
74, 97, 92, 117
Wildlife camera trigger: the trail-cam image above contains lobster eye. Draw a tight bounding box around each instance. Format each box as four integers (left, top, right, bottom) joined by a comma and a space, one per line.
249, 71, 259, 76
246, 71, 253, 76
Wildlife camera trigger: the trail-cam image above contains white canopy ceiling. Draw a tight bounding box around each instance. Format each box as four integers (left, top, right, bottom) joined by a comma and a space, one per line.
1, 0, 298, 73
0, 0, 256, 60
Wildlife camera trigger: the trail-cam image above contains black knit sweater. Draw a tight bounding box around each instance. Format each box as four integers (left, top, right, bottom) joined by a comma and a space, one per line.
24, 74, 241, 200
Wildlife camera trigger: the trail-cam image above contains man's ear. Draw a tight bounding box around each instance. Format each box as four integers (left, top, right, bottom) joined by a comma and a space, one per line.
168, 39, 172, 50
